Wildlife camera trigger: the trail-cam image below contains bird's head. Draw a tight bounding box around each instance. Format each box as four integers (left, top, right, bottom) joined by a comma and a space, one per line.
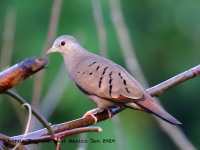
45, 35, 79, 55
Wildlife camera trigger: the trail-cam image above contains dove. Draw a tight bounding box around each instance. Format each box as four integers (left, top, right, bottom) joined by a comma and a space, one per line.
46, 35, 181, 125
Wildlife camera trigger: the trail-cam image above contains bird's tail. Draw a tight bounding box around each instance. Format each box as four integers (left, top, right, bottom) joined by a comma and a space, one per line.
126, 94, 181, 125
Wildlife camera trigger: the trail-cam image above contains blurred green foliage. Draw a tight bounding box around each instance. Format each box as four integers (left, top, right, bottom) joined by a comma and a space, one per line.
1, 0, 200, 149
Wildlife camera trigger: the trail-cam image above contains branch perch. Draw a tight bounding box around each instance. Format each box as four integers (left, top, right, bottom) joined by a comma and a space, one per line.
1, 57, 200, 147
0, 64, 198, 145
0, 56, 48, 92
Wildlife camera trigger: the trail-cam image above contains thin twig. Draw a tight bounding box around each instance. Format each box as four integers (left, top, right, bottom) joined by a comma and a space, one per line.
12, 103, 32, 150
109, 0, 197, 150
56, 140, 61, 150
0, 133, 26, 150
10, 127, 102, 145
147, 65, 200, 96
4, 90, 54, 136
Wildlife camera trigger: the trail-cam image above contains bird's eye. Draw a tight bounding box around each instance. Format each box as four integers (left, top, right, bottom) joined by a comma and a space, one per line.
61, 41, 65, 46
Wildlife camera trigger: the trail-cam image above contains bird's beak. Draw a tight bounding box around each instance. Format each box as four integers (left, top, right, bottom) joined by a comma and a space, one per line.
45, 47, 57, 56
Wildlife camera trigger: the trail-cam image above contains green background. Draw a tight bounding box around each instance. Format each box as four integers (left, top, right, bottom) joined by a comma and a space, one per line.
0, 0, 200, 149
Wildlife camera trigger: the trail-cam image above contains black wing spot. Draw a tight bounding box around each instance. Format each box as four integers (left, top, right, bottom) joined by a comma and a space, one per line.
102, 67, 108, 75
99, 80, 102, 88
109, 79, 112, 84
123, 79, 127, 85
98, 67, 108, 88
109, 84, 112, 96
89, 72, 93, 75
82, 72, 85, 75
100, 76, 103, 80
96, 66, 100, 71
119, 72, 131, 94
109, 72, 112, 77
89, 62, 97, 67
119, 72, 123, 79
78, 71, 80, 74
126, 87, 130, 93
108, 71, 113, 96
99, 76, 103, 88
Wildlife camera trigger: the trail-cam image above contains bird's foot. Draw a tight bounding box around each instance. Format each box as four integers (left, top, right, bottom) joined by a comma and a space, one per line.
83, 108, 100, 123
105, 108, 112, 118
83, 108, 112, 123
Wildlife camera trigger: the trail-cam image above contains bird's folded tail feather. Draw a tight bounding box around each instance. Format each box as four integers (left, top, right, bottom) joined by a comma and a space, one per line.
126, 95, 181, 125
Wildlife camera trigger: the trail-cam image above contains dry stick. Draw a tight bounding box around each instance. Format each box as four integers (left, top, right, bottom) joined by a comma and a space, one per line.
0, 133, 27, 150
147, 65, 200, 96
12, 103, 32, 150
4, 90, 54, 136
0, 57, 54, 147
2, 64, 200, 145
56, 141, 61, 150
0, 57, 48, 92
1, 127, 101, 148
15, 127, 102, 145
92, 1, 125, 150
109, 0, 197, 150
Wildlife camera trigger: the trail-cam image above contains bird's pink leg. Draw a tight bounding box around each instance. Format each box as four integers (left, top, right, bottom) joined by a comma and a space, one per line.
83, 108, 112, 123
83, 108, 100, 123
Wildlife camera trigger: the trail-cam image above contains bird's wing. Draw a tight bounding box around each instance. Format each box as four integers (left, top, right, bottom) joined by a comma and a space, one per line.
72, 55, 144, 102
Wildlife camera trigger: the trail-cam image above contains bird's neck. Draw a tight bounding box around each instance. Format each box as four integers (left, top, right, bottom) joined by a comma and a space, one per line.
61, 44, 91, 75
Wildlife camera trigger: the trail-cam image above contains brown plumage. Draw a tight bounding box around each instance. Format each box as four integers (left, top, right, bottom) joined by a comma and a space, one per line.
46, 35, 181, 125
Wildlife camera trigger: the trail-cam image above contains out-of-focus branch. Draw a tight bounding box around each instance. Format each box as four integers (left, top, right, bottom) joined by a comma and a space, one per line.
92, 0, 108, 57
0, 57, 48, 92
147, 65, 200, 96
0, 7, 16, 70
31, 0, 63, 110
109, 0, 197, 150
42, 0, 63, 52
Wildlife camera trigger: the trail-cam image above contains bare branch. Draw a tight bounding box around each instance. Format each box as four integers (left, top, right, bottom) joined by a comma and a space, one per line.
12, 103, 32, 150
0, 133, 27, 150
0, 57, 48, 92
147, 65, 200, 96
4, 90, 54, 136
4, 127, 102, 146
0, 64, 199, 146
